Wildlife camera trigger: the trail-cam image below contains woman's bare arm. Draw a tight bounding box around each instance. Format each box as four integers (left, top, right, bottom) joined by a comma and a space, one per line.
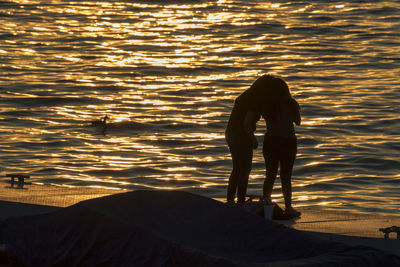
291, 98, 301, 126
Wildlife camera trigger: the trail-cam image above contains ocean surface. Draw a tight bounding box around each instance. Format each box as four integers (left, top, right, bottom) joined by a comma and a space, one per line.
1, 0, 399, 216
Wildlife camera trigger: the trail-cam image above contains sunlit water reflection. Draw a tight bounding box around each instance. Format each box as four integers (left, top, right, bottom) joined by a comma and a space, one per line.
1, 0, 399, 216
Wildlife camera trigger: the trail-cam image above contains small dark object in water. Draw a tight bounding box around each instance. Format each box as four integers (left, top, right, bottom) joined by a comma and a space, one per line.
379, 226, 400, 239
6, 174, 30, 188
91, 115, 109, 126
91, 115, 109, 134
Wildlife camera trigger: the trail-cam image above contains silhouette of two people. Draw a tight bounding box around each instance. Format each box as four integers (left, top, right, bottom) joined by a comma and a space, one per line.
225, 74, 301, 218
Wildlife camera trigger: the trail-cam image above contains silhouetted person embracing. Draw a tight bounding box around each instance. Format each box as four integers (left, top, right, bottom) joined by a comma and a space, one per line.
260, 77, 301, 218
225, 75, 271, 205
226, 75, 301, 218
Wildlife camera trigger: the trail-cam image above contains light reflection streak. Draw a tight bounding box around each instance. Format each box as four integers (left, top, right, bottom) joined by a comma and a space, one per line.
302, 117, 334, 125
166, 166, 196, 172
304, 162, 319, 166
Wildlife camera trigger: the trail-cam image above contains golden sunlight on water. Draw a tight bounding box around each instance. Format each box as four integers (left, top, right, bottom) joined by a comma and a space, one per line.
1, 0, 399, 215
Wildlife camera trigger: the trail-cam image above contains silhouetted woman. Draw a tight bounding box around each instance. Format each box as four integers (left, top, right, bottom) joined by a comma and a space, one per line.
261, 77, 301, 218
225, 75, 274, 204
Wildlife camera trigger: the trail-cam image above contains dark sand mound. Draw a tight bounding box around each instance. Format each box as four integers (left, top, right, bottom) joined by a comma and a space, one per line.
1, 190, 399, 266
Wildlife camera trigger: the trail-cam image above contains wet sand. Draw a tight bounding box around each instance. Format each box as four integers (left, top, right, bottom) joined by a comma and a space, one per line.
0, 181, 126, 209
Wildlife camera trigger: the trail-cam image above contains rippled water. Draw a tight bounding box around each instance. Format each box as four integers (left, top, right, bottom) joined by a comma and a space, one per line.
1, 0, 399, 216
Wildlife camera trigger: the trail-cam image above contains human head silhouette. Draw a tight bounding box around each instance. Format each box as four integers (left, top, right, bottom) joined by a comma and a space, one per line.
250, 74, 291, 106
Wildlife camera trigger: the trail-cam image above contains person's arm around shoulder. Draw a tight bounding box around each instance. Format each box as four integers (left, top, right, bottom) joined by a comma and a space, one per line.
244, 111, 259, 149
291, 98, 301, 126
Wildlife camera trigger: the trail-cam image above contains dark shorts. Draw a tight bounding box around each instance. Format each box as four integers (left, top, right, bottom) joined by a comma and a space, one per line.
263, 135, 297, 159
